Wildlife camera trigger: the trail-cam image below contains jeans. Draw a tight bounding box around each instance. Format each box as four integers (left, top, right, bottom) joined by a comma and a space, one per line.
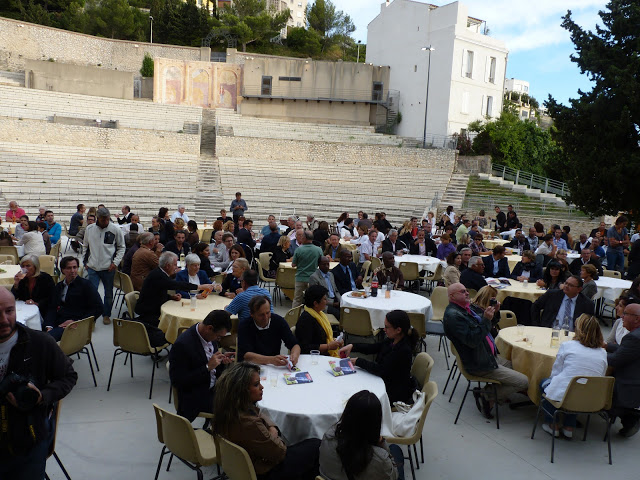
87, 267, 115, 318
540, 378, 575, 428
260, 438, 320, 480
606, 249, 625, 272
389, 444, 406, 480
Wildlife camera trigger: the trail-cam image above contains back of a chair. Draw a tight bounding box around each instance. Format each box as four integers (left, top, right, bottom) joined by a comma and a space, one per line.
411, 352, 435, 389
58, 317, 93, 356
360, 260, 372, 283
413, 381, 438, 440
603, 269, 621, 279
48, 401, 63, 458
255, 259, 272, 284
0, 246, 18, 264
351, 249, 359, 265
284, 305, 304, 328
370, 256, 381, 272
38, 255, 56, 275
201, 229, 214, 244
430, 286, 449, 321
124, 292, 139, 319
259, 252, 273, 269
399, 262, 419, 281
113, 318, 152, 354
498, 310, 517, 329
50, 241, 61, 259
340, 306, 374, 337
119, 272, 135, 294
0, 254, 14, 264
217, 436, 258, 480
467, 289, 478, 300
275, 267, 296, 290
153, 404, 201, 465
238, 242, 254, 266
449, 343, 471, 379
559, 376, 615, 412
429, 263, 444, 281
407, 312, 426, 338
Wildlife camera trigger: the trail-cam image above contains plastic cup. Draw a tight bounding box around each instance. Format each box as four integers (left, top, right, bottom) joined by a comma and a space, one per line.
516, 324, 525, 336
526, 335, 535, 347
311, 350, 320, 365
190, 293, 197, 311
270, 374, 278, 387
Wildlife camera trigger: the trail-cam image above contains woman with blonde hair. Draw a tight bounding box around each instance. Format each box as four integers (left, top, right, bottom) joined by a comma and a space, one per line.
472, 285, 501, 336
269, 235, 291, 276
222, 220, 235, 233
539, 314, 607, 438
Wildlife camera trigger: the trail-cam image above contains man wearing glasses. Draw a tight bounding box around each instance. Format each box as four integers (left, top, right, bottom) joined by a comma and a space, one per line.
607, 303, 640, 437
531, 275, 595, 329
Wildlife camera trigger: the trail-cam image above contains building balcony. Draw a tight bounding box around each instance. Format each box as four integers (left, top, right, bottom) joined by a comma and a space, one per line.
242, 85, 387, 104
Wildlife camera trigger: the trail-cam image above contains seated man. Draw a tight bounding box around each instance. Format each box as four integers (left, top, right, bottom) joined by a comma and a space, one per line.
45, 256, 103, 341
122, 235, 141, 276
358, 230, 377, 264
607, 302, 640, 437
410, 229, 437, 257
553, 227, 568, 250
482, 245, 510, 278
122, 214, 143, 234
535, 234, 557, 266
169, 309, 233, 422
459, 247, 472, 272
309, 256, 341, 319
590, 236, 606, 261
323, 233, 344, 261
569, 247, 603, 276
375, 251, 405, 290
209, 231, 230, 269
125, 223, 140, 249
44, 210, 61, 245
68, 204, 85, 237
531, 275, 595, 329
225, 269, 273, 322
526, 227, 539, 251
443, 283, 529, 418
261, 214, 277, 236
510, 250, 543, 282
460, 256, 488, 292
381, 229, 407, 255
164, 229, 191, 257
259, 221, 281, 254
332, 249, 363, 295
131, 232, 163, 291
236, 219, 256, 250
5, 200, 26, 222
574, 233, 591, 253
237, 295, 301, 365
505, 229, 530, 252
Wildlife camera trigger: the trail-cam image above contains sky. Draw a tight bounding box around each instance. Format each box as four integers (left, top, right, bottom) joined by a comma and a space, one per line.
331, 0, 609, 105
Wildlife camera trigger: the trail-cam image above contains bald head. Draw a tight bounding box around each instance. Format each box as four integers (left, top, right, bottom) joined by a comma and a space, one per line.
0, 287, 17, 342
622, 303, 640, 332
447, 282, 470, 307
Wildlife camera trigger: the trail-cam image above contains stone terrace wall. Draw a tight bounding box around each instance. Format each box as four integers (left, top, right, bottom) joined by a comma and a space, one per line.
0, 117, 200, 155
0, 17, 201, 73
216, 136, 456, 169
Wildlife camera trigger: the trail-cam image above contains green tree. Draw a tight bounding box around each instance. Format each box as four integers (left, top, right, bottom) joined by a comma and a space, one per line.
140, 52, 154, 77
306, 0, 354, 53
87, 0, 146, 40
286, 26, 322, 57
545, 1, 640, 217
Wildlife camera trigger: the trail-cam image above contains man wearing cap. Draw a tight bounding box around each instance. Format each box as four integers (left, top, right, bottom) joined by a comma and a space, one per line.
83, 207, 126, 325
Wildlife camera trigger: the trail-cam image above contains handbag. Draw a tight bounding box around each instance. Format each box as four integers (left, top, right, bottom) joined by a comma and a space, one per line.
391, 390, 425, 437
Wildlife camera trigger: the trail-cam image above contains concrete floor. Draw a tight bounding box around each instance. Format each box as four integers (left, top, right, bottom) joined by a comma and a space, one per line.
48, 289, 638, 480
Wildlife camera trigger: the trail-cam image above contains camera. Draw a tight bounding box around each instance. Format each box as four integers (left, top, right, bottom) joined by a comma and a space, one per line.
489, 298, 498, 307
0, 372, 40, 412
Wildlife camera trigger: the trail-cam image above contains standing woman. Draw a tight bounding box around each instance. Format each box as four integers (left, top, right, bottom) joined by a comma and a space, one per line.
213, 362, 321, 480
11, 254, 55, 318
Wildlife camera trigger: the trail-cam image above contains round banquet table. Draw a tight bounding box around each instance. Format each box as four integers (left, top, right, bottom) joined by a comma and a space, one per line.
484, 238, 509, 249
340, 289, 432, 329
0, 265, 21, 288
279, 262, 339, 270
393, 254, 444, 272
595, 277, 631, 302
258, 354, 392, 444
16, 300, 43, 330
496, 326, 570, 403
2, 224, 17, 235
158, 294, 232, 343
488, 278, 546, 303
338, 239, 358, 251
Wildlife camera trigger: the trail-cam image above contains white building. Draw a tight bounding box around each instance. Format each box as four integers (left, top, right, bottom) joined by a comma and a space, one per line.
504, 78, 529, 95
366, 0, 508, 140
268, 0, 307, 36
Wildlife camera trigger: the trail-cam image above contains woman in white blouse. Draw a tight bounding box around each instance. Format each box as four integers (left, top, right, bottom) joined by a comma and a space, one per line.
16, 221, 46, 257
540, 314, 607, 438
605, 294, 632, 352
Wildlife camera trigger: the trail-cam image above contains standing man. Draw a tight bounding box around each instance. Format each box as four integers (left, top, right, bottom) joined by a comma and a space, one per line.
494, 206, 506, 232
116, 205, 133, 224
607, 215, 630, 273
230, 192, 248, 225
0, 288, 78, 480
291, 230, 323, 307
68, 204, 85, 237
44, 210, 61, 245
83, 207, 126, 325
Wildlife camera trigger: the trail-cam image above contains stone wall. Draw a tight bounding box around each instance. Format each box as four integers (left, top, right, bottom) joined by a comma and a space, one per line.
0, 17, 203, 73
0, 117, 200, 154
216, 136, 456, 169
456, 155, 492, 174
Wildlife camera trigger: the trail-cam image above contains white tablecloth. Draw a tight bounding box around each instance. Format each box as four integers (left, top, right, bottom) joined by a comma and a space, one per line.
393, 254, 444, 273
340, 290, 433, 329
258, 355, 392, 443
0, 265, 21, 288
595, 277, 632, 302
16, 300, 42, 330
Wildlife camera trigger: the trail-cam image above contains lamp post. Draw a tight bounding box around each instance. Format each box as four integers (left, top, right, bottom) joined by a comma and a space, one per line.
357, 40, 362, 63
421, 45, 435, 148
149, 15, 154, 44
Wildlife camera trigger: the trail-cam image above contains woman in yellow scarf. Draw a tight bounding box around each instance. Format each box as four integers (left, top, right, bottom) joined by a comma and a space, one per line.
295, 285, 344, 357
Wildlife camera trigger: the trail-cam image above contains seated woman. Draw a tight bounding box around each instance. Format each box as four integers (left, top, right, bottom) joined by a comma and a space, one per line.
340, 310, 418, 405
222, 220, 235, 234
219, 257, 249, 298
470, 234, 489, 255
580, 264, 599, 299
213, 362, 321, 480
536, 261, 567, 290
224, 244, 246, 275
269, 236, 292, 278
556, 249, 570, 272
175, 254, 211, 298
11, 254, 56, 319
471, 285, 501, 337
540, 314, 607, 438
186, 220, 199, 246
605, 294, 633, 352
456, 234, 470, 252
192, 242, 215, 279
436, 233, 456, 260
16, 221, 46, 257
398, 221, 414, 247
295, 285, 344, 355
336, 212, 349, 232
319, 390, 403, 480
313, 221, 330, 247
511, 250, 543, 283
443, 251, 461, 287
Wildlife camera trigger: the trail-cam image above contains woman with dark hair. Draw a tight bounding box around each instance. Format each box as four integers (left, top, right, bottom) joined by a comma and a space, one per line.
186, 220, 199, 246
213, 362, 321, 480
534, 221, 545, 239
336, 212, 349, 231
223, 244, 246, 275
295, 285, 344, 355
340, 310, 418, 404
340, 218, 355, 239
36, 222, 51, 254
16, 220, 46, 256
319, 390, 403, 480
157, 207, 174, 241
444, 251, 461, 287
192, 242, 215, 278
536, 261, 567, 290
313, 221, 330, 247
580, 264, 599, 299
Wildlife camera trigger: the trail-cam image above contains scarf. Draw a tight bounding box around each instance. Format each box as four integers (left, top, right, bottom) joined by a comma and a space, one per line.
304, 306, 339, 357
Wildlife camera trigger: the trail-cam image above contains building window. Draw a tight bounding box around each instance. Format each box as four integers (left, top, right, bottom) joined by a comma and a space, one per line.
463, 50, 474, 78
279, 76, 301, 81
261, 76, 272, 96
461, 128, 468, 138
414, 65, 417, 72
461, 91, 469, 114
524, 85, 529, 93
297, 11, 302, 17
486, 96, 493, 116
488, 57, 496, 83
522, 110, 529, 118
372, 82, 384, 101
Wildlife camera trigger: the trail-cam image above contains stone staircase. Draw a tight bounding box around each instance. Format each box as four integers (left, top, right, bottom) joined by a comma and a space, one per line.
440, 173, 470, 211
194, 109, 225, 221
0, 70, 24, 87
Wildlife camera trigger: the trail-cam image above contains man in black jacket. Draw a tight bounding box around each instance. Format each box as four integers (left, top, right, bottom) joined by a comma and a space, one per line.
505, 229, 530, 253
531, 275, 595, 329
0, 288, 77, 480
443, 283, 528, 418
494, 206, 507, 232
482, 246, 511, 278
332, 250, 363, 295
568, 248, 603, 276
169, 310, 233, 422
381, 229, 407, 255
45, 256, 103, 341
460, 256, 488, 292
409, 229, 437, 257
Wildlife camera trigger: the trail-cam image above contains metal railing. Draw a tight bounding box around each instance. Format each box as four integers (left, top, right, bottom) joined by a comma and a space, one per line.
463, 194, 575, 215
242, 85, 386, 103
491, 164, 567, 197
404, 134, 458, 150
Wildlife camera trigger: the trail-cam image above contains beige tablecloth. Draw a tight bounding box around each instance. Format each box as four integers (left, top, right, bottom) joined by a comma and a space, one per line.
489, 278, 546, 303
496, 326, 569, 403
0, 265, 20, 288
279, 262, 339, 270
484, 238, 510, 249
158, 294, 232, 343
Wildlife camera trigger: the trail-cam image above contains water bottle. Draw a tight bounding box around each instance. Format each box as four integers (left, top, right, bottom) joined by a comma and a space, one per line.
180, 253, 185, 266
371, 279, 378, 297
561, 316, 570, 340
523, 279, 528, 288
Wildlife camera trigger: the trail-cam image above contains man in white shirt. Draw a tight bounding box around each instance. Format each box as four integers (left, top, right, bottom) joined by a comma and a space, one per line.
358, 231, 377, 264
535, 234, 557, 262
171, 205, 190, 223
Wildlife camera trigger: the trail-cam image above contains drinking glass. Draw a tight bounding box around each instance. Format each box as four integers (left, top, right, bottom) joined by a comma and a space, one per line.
270, 374, 278, 387
190, 293, 197, 311
310, 350, 320, 365
516, 324, 525, 337
526, 335, 535, 347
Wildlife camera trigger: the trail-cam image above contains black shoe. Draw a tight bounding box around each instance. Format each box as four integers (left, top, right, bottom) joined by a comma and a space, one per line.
619, 420, 640, 438
472, 388, 483, 413
480, 395, 494, 419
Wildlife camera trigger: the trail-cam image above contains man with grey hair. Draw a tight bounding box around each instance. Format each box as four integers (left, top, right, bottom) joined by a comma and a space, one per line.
135, 251, 213, 346
459, 255, 487, 291
381, 229, 407, 255
5, 200, 25, 222
306, 214, 319, 231
459, 247, 472, 272
211, 232, 234, 270
291, 230, 323, 307
284, 215, 297, 235
83, 206, 125, 325
171, 205, 189, 223
131, 232, 163, 289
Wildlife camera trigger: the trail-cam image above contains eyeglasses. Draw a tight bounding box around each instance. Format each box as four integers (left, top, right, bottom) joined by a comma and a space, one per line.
564, 283, 579, 288
623, 311, 640, 318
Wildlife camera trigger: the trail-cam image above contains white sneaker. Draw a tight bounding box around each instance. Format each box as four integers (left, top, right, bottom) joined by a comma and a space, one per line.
542, 423, 559, 437
562, 428, 573, 439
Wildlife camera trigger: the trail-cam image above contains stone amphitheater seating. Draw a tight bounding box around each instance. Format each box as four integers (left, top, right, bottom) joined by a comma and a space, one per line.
0, 85, 202, 132
0, 141, 197, 222
216, 108, 403, 146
